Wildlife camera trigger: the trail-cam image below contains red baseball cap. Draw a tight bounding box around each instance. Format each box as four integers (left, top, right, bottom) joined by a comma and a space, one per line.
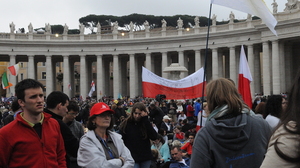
89, 102, 115, 117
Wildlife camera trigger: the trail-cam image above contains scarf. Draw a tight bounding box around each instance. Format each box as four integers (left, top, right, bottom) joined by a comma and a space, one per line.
207, 104, 253, 121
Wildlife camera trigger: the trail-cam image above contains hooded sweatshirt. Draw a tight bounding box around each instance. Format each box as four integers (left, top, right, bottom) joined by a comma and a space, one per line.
190, 113, 272, 168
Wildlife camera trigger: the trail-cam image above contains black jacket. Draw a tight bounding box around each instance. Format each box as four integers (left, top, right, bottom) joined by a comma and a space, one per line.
120, 116, 158, 162
44, 109, 79, 158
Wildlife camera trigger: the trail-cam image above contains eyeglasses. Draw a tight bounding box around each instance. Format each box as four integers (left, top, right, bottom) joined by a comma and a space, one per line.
68, 113, 79, 116
97, 113, 112, 118
189, 137, 194, 139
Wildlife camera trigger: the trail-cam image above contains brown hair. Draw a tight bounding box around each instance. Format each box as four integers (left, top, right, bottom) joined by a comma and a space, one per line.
206, 78, 248, 115
119, 102, 148, 139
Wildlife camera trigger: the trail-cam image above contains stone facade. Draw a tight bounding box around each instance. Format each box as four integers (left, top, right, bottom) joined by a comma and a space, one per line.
0, 7, 300, 99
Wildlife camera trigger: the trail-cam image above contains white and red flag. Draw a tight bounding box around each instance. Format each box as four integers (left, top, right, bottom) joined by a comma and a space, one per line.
211, 0, 277, 36
8, 63, 20, 76
238, 45, 253, 108
88, 81, 95, 97
142, 67, 206, 99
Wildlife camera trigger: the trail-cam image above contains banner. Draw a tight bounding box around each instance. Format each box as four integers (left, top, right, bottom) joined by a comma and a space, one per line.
142, 67, 206, 99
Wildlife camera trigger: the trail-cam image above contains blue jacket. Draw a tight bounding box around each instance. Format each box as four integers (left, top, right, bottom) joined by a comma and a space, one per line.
169, 158, 190, 168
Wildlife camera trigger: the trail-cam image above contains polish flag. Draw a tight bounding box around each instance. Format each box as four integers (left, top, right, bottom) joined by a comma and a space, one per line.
142, 67, 206, 99
238, 45, 253, 108
8, 63, 20, 76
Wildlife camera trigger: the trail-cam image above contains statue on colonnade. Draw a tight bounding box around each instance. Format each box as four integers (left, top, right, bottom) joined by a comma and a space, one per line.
45, 23, 51, 34
63, 24, 68, 35
97, 22, 101, 34
28, 23, 33, 33
284, 0, 299, 11
79, 23, 85, 34
272, 0, 278, 14
177, 17, 183, 29
229, 11, 235, 23
194, 16, 200, 28
9, 22, 15, 34
212, 14, 217, 26
144, 20, 150, 32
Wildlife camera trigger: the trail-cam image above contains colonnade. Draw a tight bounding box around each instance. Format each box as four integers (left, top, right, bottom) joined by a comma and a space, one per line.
4, 39, 291, 100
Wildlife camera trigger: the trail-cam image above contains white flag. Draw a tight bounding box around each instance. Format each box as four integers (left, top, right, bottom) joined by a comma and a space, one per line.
211, 0, 277, 36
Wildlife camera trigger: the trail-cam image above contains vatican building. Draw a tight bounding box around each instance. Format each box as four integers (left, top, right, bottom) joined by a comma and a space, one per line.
0, 1, 299, 100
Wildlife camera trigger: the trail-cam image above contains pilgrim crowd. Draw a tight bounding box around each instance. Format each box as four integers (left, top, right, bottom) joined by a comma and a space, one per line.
0, 69, 300, 168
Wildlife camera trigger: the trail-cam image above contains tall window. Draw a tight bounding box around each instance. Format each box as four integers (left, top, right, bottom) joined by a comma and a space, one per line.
20, 73, 23, 80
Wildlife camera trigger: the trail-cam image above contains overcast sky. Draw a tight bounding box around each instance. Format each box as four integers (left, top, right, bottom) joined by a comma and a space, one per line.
0, 0, 286, 33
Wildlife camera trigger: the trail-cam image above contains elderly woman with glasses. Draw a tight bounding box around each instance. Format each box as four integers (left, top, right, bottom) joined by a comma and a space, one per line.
77, 102, 134, 168
119, 102, 158, 168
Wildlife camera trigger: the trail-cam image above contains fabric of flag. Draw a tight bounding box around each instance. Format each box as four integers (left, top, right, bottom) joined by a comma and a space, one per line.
238, 45, 253, 109
142, 67, 206, 99
8, 63, 20, 76
211, 0, 277, 36
118, 93, 123, 99
88, 81, 95, 97
2, 72, 13, 89
68, 83, 72, 90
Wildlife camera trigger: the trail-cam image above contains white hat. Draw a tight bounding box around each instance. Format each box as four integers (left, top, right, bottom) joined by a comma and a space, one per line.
163, 115, 171, 120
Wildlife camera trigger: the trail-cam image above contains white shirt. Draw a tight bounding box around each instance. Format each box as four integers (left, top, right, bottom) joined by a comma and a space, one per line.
265, 114, 280, 130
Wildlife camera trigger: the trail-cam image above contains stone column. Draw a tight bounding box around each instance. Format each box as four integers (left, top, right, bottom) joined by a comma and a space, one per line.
178, 50, 185, 78
162, 52, 168, 78
285, 43, 292, 90
218, 50, 224, 77
80, 55, 87, 98
129, 54, 137, 98
262, 41, 271, 96
96, 55, 104, 100
279, 42, 286, 93
212, 48, 219, 80
28, 55, 35, 79
229, 46, 237, 84
63, 55, 70, 97
195, 50, 201, 71
46, 55, 53, 96
145, 53, 152, 71
113, 55, 120, 99
272, 40, 280, 94
247, 44, 255, 98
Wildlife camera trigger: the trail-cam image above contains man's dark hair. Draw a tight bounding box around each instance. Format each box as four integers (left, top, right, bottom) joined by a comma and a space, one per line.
67, 100, 79, 112
15, 79, 44, 101
11, 99, 20, 112
46, 91, 69, 109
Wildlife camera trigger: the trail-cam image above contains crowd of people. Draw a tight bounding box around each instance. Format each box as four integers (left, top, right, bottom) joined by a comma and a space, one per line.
0, 68, 300, 168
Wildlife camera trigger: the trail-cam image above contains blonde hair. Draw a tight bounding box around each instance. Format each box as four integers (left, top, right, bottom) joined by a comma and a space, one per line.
206, 78, 248, 115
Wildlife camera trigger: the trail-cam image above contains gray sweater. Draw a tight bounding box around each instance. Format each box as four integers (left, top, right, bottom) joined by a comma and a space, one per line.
191, 113, 272, 168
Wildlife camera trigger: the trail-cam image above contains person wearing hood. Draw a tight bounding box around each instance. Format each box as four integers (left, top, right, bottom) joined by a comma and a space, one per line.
190, 78, 272, 168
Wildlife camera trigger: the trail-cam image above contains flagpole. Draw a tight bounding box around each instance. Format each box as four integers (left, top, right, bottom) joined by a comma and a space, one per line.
200, 3, 213, 128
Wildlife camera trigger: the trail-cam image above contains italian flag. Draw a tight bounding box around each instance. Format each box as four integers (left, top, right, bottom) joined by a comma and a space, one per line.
238, 45, 253, 108
142, 67, 206, 99
8, 63, 20, 76
2, 72, 13, 89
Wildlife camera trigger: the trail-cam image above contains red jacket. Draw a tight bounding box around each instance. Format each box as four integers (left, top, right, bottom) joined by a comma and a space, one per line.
181, 142, 193, 156
186, 105, 194, 117
0, 112, 66, 168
